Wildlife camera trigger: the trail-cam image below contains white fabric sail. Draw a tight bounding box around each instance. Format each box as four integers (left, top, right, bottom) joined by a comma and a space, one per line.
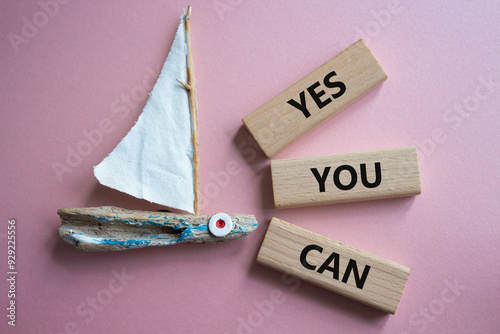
94, 15, 195, 213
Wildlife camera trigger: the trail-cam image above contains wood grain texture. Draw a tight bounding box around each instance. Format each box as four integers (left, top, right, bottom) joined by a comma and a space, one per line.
271, 146, 421, 208
242, 39, 387, 158
58, 206, 258, 251
257, 218, 410, 314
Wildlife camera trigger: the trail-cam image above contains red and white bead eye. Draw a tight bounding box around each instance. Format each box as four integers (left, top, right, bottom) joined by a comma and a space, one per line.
208, 213, 233, 237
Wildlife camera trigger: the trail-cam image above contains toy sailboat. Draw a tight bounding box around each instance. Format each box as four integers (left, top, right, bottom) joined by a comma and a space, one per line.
58, 6, 258, 251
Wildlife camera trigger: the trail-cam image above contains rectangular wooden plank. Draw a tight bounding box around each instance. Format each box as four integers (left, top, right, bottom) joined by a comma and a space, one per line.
256, 217, 410, 314
271, 146, 421, 208
242, 39, 387, 158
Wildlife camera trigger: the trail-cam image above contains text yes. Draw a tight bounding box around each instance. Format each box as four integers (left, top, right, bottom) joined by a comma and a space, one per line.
287, 70, 346, 118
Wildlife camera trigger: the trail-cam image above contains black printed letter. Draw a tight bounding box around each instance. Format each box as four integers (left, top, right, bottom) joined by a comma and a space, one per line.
360, 162, 381, 188
333, 165, 357, 191
342, 260, 371, 289
287, 91, 310, 118
311, 167, 331, 192
300, 244, 323, 270
307, 81, 332, 109
317, 252, 340, 280
323, 71, 346, 99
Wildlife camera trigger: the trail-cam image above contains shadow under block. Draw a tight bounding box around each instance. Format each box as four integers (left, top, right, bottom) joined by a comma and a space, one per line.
242, 39, 387, 158
271, 146, 421, 208
256, 218, 410, 314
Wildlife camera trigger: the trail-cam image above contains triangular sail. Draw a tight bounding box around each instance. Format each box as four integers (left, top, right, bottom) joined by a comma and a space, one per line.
94, 14, 195, 213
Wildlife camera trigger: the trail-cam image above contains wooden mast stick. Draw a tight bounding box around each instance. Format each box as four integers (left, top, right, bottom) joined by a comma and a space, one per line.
184, 6, 200, 215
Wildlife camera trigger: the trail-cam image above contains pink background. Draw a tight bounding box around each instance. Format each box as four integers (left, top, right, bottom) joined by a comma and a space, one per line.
1, 0, 499, 333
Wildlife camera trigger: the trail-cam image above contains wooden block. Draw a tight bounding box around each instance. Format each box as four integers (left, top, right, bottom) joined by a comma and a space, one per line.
271, 146, 421, 208
243, 39, 387, 158
256, 218, 410, 314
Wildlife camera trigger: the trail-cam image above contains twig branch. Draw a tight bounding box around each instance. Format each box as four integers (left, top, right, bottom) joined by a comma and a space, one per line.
184, 5, 201, 215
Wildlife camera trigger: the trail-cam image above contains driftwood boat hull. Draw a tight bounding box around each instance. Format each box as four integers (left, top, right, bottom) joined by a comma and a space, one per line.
58, 206, 258, 251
